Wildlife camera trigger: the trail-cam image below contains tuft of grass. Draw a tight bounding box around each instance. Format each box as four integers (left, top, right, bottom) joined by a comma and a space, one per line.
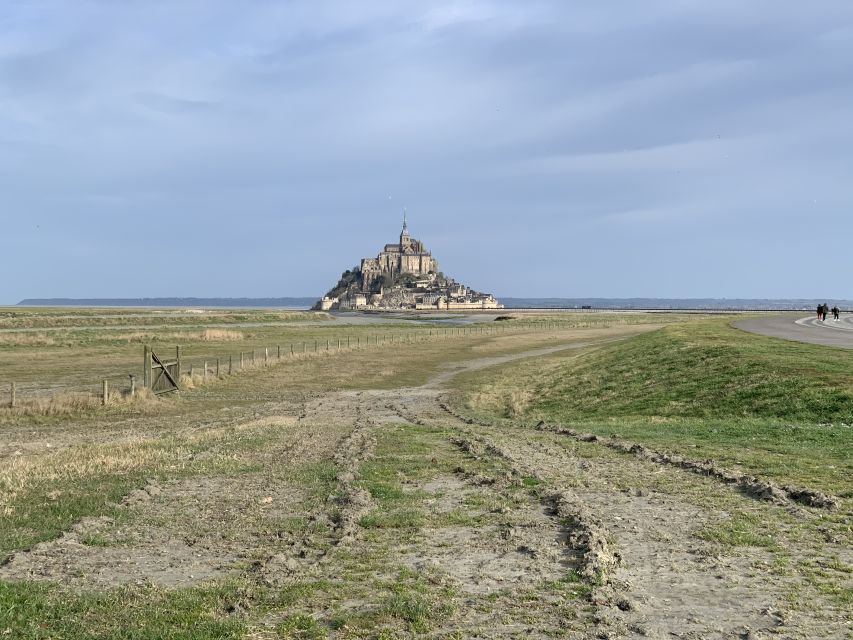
382, 573, 457, 633
276, 614, 326, 639
696, 512, 779, 549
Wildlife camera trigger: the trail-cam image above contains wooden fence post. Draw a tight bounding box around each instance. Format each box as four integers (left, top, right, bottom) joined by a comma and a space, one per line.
129, 374, 136, 398
229, 355, 233, 375
102, 380, 109, 406
314, 340, 318, 352
326, 339, 329, 351
264, 348, 269, 365
190, 365, 195, 378
216, 358, 221, 377
291, 344, 294, 356
277, 345, 281, 360
240, 352, 245, 369
143, 345, 151, 389
175, 346, 182, 381
10, 382, 15, 408
204, 361, 208, 381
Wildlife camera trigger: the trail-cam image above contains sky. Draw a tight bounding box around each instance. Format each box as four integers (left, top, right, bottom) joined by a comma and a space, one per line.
1, 1, 851, 303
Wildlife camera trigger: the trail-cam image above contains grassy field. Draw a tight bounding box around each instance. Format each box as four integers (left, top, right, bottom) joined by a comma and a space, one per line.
1, 309, 850, 638
0, 308, 675, 415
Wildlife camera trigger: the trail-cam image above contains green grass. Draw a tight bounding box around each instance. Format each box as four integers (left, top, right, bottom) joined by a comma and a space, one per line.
455, 317, 853, 494
696, 511, 780, 549
0, 581, 245, 640
277, 613, 327, 639
532, 319, 853, 422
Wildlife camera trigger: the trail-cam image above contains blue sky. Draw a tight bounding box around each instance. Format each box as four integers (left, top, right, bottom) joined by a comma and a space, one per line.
1, 1, 851, 302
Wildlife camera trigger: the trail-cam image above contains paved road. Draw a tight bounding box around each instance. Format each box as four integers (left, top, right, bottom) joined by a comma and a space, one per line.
735, 313, 853, 350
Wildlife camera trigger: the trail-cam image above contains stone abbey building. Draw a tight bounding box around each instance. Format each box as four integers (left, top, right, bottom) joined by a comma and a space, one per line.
317, 216, 502, 311
359, 217, 438, 293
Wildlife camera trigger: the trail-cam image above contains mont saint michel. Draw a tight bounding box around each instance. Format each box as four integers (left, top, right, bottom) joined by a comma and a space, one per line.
316, 217, 503, 311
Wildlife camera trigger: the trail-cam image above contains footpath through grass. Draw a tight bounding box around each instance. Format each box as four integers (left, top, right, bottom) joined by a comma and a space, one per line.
453, 317, 853, 495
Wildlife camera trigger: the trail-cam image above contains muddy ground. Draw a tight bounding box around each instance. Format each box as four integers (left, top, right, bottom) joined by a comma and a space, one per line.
1, 338, 850, 638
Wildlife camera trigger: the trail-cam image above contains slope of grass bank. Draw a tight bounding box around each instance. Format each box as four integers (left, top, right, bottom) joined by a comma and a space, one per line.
453, 318, 853, 494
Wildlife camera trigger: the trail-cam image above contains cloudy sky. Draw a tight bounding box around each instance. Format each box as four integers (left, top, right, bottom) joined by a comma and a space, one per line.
1, 1, 851, 302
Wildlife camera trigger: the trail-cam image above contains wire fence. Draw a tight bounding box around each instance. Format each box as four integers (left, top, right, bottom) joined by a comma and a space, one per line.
1, 321, 576, 415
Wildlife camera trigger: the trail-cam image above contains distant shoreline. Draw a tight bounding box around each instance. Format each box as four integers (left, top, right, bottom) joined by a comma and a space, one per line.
14, 297, 853, 311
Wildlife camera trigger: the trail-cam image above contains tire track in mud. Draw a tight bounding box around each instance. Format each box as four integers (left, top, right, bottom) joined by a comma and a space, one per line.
426, 401, 796, 639
536, 422, 840, 512
436, 402, 841, 512
261, 394, 378, 585
447, 432, 620, 588
384, 401, 597, 636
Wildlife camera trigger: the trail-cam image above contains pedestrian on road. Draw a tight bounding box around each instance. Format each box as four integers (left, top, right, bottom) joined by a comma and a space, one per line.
817, 304, 824, 321
832, 305, 840, 321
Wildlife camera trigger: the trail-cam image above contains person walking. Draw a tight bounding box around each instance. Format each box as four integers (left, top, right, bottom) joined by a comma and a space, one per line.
832, 305, 840, 321
817, 303, 824, 321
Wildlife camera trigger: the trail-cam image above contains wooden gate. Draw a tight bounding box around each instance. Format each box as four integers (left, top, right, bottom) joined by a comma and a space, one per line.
143, 346, 181, 394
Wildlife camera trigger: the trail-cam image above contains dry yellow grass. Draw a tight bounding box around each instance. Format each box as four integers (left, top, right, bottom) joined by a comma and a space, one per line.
0, 417, 275, 516
0, 387, 158, 418
0, 333, 57, 346
198, 328, 244, 341
119, 329, 245, 343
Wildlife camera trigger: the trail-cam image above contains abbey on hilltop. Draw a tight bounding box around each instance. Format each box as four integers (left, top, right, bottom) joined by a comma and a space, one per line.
316, 215, 503, 311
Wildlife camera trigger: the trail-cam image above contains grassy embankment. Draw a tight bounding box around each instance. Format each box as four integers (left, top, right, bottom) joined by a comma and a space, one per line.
451, 316, 853, 496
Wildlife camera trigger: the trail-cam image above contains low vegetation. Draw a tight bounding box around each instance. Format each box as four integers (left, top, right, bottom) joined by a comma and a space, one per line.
1, 310, 849, 637
453, 317, 853, 494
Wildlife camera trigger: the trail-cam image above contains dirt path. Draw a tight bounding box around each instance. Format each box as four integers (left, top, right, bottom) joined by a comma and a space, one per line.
2, 336, 849, 638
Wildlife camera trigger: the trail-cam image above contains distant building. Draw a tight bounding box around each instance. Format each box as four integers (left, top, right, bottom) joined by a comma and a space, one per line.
316, 214, 502, 311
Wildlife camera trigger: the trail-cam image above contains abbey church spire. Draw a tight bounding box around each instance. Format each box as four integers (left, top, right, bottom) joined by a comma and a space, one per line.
400, 208, 411, 252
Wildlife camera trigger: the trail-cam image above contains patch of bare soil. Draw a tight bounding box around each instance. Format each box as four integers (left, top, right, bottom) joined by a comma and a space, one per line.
398, 484, 573, 597
1, 408, 345, 589
0, 512, 237, 589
